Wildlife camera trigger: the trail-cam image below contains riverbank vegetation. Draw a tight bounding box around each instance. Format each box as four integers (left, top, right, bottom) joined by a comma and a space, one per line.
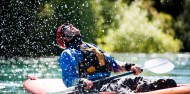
1, 0, 190, 57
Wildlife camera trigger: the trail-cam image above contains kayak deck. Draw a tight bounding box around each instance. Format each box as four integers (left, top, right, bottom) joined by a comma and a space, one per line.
23, 79, 190, 94
140, 84, 190, 94
23, 79, 67, 94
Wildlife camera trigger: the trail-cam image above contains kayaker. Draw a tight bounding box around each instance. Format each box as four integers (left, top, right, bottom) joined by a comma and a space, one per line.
56, 22, 177, 93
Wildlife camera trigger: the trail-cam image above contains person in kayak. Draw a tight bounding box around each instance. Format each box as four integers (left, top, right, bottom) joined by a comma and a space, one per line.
56, 22, 177, 93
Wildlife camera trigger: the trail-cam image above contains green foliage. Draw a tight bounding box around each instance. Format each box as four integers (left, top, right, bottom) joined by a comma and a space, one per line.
37, 3, 54, 18
2, 0, 187, 58
97, 0, 182, 53
152, 12, 175, 37
37, 0, 99, 43
18, 0, 183, 54
174, 0, 190, 52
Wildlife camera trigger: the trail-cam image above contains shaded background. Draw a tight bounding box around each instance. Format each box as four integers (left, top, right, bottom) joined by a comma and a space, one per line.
1, 0, 190, 58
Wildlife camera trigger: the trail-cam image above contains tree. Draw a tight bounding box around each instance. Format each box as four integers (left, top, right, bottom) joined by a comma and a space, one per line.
175, 0, 190, 52
96, 0, 182, 53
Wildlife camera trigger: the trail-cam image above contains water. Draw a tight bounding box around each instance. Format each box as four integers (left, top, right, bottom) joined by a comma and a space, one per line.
0, 53, 190, 94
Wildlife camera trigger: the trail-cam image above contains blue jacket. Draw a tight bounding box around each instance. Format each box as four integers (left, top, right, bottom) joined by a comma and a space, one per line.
58, 43, 119, 87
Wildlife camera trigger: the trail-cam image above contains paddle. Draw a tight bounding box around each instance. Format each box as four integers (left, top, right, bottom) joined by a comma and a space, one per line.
56, 58, 175, 93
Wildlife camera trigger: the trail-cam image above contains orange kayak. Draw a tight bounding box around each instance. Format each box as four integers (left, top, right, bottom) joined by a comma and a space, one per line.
23, 79, 190, 94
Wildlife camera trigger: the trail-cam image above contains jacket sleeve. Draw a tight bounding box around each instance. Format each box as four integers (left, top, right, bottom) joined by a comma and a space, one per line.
58, 49, 82, 87
104, 53, 119, 72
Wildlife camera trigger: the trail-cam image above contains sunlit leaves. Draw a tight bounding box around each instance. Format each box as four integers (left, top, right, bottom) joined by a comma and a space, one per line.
97, 0, 182, 53
37, 3, 54, 18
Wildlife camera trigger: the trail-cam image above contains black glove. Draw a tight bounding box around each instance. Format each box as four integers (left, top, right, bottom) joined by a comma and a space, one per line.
123, 62, 135, 71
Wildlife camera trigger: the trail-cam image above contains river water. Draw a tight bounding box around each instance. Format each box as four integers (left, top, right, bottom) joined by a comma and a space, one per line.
0, 53, 190, 94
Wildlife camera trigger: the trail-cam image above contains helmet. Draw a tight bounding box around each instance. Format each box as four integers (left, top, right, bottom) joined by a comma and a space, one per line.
56, 23, 79, 49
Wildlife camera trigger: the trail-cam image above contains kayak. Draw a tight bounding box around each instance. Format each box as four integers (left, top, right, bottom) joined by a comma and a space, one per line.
23, 79, 190, 94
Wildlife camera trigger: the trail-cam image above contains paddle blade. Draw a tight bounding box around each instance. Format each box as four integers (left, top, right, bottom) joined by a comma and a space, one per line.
144, 58, 174, 74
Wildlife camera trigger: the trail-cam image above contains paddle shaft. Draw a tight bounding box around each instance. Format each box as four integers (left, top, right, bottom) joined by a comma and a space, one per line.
93, 71, 133, 83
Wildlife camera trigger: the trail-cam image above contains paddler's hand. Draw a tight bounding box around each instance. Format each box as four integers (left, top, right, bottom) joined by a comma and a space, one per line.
79, 78, 93, 89
130, 65, 142, 75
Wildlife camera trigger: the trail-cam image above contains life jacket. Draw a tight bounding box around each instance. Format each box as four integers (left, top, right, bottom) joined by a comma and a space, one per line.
78, 43, 111, 78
